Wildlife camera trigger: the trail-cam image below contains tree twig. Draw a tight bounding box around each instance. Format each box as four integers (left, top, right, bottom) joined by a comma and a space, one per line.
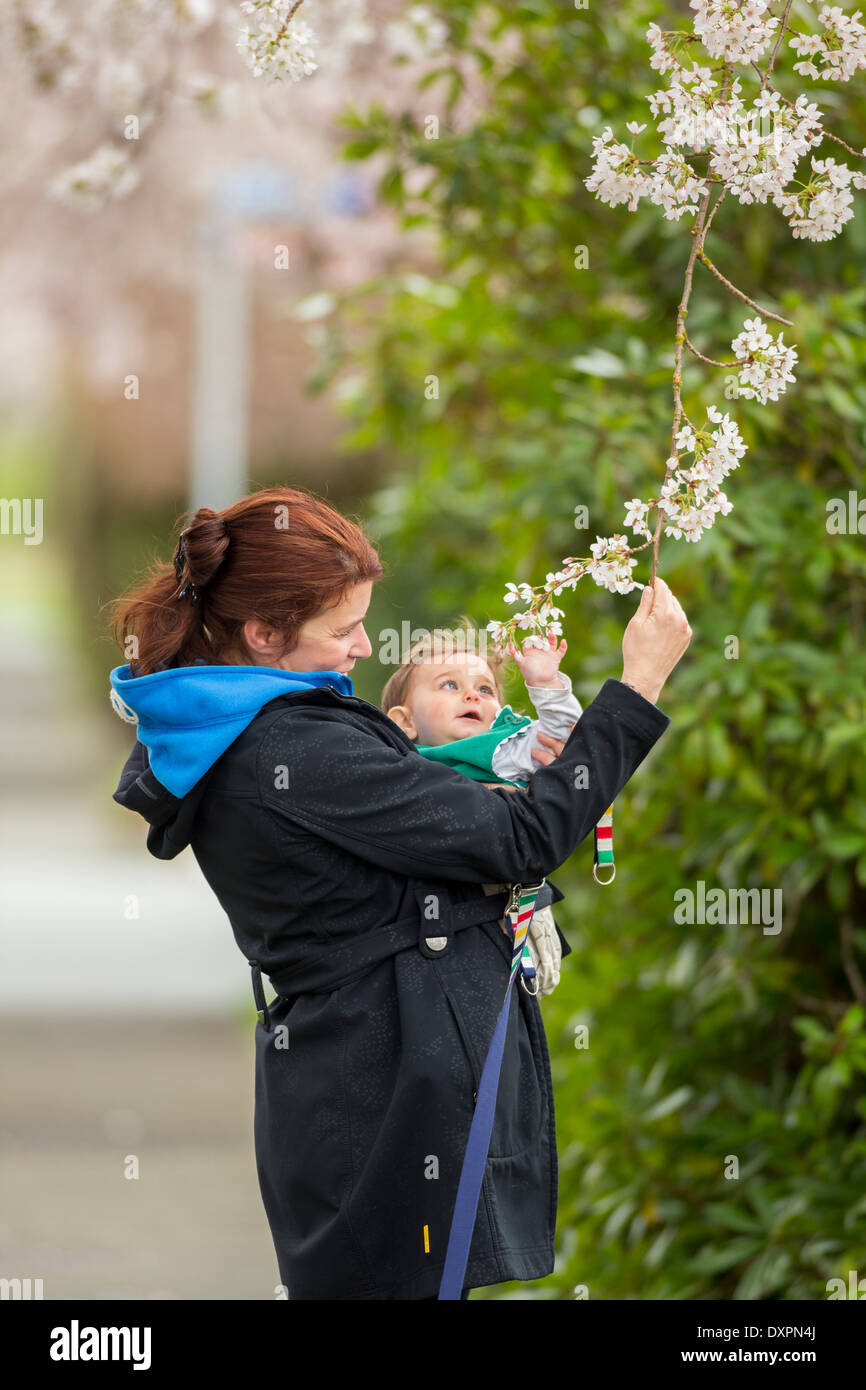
751, 66, 866, 161
683, 333, 737, 367
696, 251, 794, 327
761, 0, 796, 92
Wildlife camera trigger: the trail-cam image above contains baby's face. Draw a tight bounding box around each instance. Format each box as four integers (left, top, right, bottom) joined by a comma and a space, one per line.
398, 653, 501, 746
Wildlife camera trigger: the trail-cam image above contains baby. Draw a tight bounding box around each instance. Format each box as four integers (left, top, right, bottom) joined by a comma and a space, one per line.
380, 622, 584, 994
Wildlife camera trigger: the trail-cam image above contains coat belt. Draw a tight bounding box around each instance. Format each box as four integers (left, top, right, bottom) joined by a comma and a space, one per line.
263, 880, 562, 1004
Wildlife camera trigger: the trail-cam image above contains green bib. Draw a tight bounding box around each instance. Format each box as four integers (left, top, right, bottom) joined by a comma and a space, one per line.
415, 705, 533, 785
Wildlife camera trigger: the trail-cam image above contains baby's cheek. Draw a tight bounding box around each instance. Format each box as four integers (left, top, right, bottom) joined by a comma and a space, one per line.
415, 696, 451, 741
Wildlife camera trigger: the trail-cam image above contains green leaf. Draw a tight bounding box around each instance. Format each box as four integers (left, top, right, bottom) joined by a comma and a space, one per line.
744, 1184, 777, 1227
824, 831, 866, 859
702, 1202, 764, 1235
602, 1198, 637, 1240
341, 137, 382, 159
823, 380, 861, 421
733, 1248, 792, 1299
644, 1086, 693, 1122
792, 1016, 833, 1051
812, 1058, 850, 1112
381, 167, 404, 204
417, 68, 453, 92
736, 763, 769, 802
567, 349, 627, 378
688, 1238, 763, 1275
839, 1004, 865, 1037
823, 723, 866, 752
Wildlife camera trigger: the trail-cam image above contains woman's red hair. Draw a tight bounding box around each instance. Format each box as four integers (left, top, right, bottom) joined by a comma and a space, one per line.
105, 485, 385, 676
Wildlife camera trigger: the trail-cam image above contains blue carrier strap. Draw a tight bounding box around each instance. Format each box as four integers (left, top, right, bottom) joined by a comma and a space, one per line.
437, 880, 545, 1301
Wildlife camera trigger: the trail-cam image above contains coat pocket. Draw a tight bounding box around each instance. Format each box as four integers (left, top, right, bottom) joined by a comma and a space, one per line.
434, 931, 546, 1163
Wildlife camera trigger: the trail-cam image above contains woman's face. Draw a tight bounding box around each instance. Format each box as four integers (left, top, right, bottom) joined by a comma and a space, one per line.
239, 580, 374, 674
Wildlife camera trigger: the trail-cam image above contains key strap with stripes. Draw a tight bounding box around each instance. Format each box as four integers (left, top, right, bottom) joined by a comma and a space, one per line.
593, 802, 615, 884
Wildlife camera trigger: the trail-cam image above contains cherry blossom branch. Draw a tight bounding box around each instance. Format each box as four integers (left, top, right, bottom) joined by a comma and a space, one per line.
752, 67, 866, 160
683, 334, 737, 368
650, 66, 743, 584
191, 0, 866, 658
277, 0, 308, 44
484, 1, 866, 654
761, 0, 796, 92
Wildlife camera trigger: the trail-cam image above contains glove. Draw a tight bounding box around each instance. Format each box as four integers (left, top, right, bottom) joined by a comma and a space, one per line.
524, 905, 562, 996
481, 883, 562, 996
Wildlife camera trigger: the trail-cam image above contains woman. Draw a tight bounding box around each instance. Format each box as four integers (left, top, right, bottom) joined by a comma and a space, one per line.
107, 485, 691, 1300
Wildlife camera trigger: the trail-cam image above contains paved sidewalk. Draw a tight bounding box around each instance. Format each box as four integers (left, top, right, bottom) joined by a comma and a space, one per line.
0, 1014, 282, 1300
0, 548, 287, 1298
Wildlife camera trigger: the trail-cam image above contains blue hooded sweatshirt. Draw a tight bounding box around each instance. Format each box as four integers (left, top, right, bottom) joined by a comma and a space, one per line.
108, 660, 354, 799
109, 658, 528, 804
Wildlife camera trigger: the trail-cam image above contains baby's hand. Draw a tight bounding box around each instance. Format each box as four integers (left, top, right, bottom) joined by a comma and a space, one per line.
507, 633, 567, 688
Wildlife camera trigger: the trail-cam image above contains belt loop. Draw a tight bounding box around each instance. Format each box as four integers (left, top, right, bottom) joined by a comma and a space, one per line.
415, 883, 452, 958
248, 959, 273, 1032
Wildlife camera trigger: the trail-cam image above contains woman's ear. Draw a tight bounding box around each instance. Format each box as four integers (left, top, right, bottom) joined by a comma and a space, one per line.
385, 704, 417, 739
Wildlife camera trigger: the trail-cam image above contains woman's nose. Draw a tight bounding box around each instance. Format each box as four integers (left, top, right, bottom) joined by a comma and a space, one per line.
353, 625, 373, 657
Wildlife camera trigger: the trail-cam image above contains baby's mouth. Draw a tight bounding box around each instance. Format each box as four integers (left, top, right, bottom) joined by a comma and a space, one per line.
458, 711, 483, 723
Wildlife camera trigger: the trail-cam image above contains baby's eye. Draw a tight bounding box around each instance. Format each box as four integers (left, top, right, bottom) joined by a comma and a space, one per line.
441, 679, 495, 694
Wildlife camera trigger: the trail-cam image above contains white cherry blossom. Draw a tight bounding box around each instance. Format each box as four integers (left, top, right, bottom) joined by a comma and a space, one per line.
47, 143, 140, 211
624, 498, 653, 539
731, 315, 798, 403
688, 0, 780, 65
588, 535, 642, 594
774, 155, 866, 240
789, 4, 866, 82
237, 2, 319, 83
383, 4, 448, 62
646, 22, 682, 75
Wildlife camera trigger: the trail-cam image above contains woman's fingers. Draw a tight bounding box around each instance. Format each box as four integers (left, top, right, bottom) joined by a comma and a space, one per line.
531, 730, 566, 764
535, 731, 564, 750
531, 748, 554, 764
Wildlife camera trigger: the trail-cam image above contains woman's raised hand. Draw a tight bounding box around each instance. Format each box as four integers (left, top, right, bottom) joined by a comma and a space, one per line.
621, 577, 692, 705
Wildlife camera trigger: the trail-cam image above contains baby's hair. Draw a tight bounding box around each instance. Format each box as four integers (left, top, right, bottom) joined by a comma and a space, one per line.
379, 614, 510, 713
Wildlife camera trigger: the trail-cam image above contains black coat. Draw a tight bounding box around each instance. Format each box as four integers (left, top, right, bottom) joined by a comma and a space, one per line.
112, 676, 671, 1299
